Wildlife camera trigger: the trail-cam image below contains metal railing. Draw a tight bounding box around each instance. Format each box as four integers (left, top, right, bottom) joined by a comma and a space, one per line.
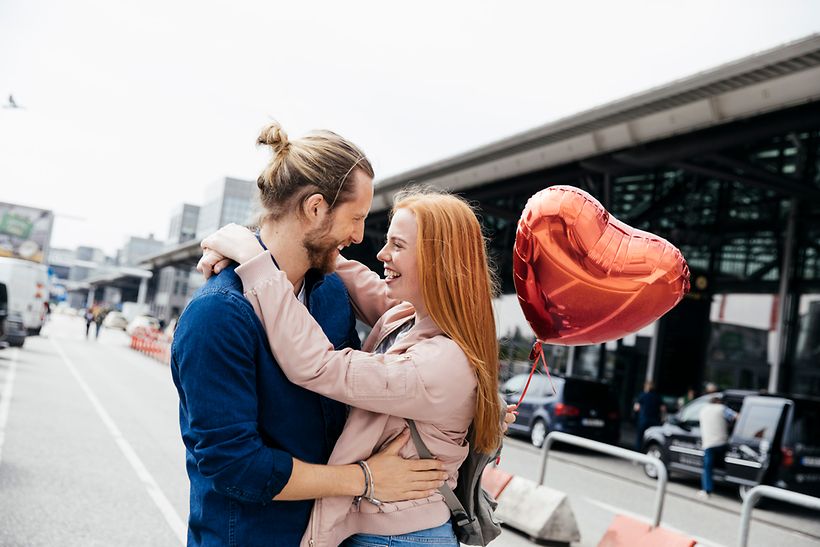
737, 485, 820, 547
538, 431, 669, 528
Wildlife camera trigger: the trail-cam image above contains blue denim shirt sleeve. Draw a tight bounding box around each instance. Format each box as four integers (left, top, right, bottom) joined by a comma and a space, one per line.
172, 290, 293, 503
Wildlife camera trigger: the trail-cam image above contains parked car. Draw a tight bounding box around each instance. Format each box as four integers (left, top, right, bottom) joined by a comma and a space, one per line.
641, 390, 820, 499
103, 311, 129, 330
501, 373, 620, 448
126, 315, 161, 335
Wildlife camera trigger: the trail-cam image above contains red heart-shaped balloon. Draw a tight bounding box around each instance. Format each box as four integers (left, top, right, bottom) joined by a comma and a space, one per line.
513, 185, 690, 345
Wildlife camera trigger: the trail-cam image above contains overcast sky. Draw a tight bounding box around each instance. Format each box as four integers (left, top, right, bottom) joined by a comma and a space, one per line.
1, 0, 818, 255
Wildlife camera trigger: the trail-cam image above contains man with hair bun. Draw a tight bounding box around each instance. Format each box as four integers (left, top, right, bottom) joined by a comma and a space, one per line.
171, 122, 446, 547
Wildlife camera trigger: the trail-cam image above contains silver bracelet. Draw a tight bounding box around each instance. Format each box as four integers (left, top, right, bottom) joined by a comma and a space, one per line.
360, 460, 382, 506
355, 461, 369, 498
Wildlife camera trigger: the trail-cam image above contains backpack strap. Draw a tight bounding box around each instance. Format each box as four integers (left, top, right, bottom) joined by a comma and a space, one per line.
405, 419, 474, 528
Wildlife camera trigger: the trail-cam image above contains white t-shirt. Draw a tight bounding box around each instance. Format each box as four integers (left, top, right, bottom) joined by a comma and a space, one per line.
374, 319, 415, 354
699, 403, 736, 449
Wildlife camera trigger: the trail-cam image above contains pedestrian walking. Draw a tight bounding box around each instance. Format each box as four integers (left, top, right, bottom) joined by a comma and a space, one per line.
93, 307, 106, 339
633, 380, 665, 451
84, 307, 95, 338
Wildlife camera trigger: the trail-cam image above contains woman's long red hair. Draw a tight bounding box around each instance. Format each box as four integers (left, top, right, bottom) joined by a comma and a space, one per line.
394, 190, 502, 453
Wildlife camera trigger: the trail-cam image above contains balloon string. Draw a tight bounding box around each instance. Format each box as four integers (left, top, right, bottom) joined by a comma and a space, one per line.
514, 342, 555, 410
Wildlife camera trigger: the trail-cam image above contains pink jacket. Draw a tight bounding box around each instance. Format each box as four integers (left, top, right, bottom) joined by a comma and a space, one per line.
234, 252, 477, 547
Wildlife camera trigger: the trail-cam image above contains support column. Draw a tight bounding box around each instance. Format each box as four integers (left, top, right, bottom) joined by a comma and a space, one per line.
770, 198, 798, 393
137, 277, 149, 305
565, 346, 576, 377
85, 287, 96, 308
646, 321, 660, 383
597, 343, 607, 380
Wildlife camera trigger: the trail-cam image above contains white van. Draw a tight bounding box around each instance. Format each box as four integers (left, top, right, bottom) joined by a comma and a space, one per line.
0, 257, 50, 335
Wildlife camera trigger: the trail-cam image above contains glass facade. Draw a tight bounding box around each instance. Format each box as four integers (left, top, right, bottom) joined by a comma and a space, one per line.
348, 103, 820, 405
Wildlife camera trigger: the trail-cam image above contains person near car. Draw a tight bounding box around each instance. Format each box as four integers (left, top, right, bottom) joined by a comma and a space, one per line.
633, 380, 665, 451
677, 387, 696, 409
697, 396, 738, 499
42, 301, 51, 328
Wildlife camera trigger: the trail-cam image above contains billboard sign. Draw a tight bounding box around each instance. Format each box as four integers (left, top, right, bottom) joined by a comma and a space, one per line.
0, 202, 54, 263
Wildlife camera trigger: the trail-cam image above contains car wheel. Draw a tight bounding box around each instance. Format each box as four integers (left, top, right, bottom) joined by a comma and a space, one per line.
644, 443, 665, 480
530, 418, 548, 448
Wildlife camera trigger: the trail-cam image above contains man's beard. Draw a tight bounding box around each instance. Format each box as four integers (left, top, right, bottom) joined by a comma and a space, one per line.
302, 218, 343, 274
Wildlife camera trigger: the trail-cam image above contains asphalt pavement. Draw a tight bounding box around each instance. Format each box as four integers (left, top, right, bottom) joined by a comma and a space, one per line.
0, 313, 817, 547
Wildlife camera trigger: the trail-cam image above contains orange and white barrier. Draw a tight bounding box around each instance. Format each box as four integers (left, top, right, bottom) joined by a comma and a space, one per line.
598, 515, 695, 547
129, 327, 172, 365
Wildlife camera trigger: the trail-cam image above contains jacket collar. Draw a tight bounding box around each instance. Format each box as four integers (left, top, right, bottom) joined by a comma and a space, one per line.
364, 302, 446, 353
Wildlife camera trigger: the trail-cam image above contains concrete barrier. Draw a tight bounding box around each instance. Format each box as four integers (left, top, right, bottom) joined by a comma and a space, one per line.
492, 474, 581, 545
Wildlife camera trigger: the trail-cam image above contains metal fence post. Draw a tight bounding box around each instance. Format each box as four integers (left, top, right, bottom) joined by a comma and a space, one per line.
539, 431, 668, 528
738, 485, 820, 547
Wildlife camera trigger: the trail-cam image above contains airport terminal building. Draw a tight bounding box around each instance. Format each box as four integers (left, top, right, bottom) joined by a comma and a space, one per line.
342, 35, 820, 404
136, 36, 820, 408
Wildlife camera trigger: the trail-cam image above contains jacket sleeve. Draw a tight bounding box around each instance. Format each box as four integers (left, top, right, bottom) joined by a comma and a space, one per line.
334, 256, 399, 327
171, 292, 293, 503
236, 252, 476, 421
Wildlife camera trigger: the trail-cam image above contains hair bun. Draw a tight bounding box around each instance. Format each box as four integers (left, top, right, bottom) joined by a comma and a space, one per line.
257, 122, 291, 156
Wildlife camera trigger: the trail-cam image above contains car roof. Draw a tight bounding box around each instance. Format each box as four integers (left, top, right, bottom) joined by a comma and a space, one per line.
717, 390, 820, 406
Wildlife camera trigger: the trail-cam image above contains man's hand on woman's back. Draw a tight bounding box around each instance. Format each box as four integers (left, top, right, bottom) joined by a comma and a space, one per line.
366, 430, 448, 502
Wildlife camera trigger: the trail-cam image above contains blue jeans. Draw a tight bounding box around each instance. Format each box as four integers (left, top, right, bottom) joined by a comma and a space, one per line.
343, 522, 457, 547
701, 445, 726, 493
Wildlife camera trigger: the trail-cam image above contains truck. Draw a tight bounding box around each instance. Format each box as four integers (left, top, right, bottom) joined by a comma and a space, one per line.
0, 257, 50, 337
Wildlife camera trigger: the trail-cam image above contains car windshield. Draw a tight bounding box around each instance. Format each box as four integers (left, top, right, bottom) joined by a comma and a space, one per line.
501, 374, 561, 398
502, 375, 528, 394
791, 401, 820, 447
679, 397, 709, 424
734, 403, 781, 442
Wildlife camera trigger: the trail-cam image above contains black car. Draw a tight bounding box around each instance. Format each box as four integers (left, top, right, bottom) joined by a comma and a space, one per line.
641, 390, 820, 498
501, 373, 620, 448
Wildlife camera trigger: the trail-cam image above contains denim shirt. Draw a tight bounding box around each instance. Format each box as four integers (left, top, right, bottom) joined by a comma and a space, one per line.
171, 263, 358, 547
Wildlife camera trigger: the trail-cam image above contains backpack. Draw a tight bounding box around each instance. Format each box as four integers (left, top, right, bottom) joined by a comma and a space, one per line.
406, 409, 504, 546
